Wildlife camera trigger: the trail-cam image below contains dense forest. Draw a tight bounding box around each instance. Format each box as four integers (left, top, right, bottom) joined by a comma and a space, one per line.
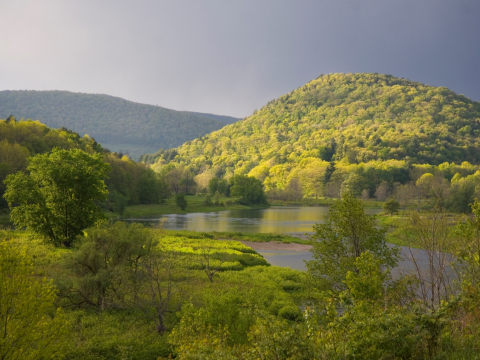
0, 117, 170, 213
146, 73, 480, 210
0, 90, 239, 158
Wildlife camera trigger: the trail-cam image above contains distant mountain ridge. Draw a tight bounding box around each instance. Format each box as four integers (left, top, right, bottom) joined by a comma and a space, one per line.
0, 90, 239, 158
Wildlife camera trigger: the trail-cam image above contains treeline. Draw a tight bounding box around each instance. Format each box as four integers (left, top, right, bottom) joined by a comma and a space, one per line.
264, 158, 480, 213
0, 118, 267, 216
0, 90, 238, 158
0, 117, 169, 213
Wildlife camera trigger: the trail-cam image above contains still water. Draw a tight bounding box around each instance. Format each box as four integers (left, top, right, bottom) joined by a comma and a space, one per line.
131, 206, 382, 236
130, 206, 382, 271
129, 207, 451, 276
256, 250, 313, 271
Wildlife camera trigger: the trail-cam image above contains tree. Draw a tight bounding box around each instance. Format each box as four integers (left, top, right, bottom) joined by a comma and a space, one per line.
208, 177, 228, 196
0, 241, 68, 359
175, 193, 187, 210
374, 180, 390, 201
229, 175, 267, 204
62, 221, 155, 309
306, 192, 398, 294
166, 167, 184, 194
383, 198, 400, 215
448, 177, 477, 214
131, 248, 187, 333
454, 200, 480, 286
4, 148, 110, 247
180, 169, 196, 194
202, 193, 213, 206
197, 244, 227, 282
208, 177, 220, 195
398, 209, 456, 309
321, 161, 335, 186
108, 190, 128, 215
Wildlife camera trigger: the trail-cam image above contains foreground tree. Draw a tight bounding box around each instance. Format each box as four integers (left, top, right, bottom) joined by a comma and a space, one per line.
4, 148, 110, 246
398, 209, 456, 309
62, 221, 155, 309
306, 192, 398, 294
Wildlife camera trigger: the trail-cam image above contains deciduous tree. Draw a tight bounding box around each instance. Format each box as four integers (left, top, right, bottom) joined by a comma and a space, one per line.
4, 148, 110, 246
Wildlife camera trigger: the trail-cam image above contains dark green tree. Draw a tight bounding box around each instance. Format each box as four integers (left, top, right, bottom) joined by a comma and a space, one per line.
229, 175, 267, 204
175, 193, 187, 210
208, 177, 220, 195
3, 148, 110, 246
383, 198, 400, 216
322, 162, 336, 186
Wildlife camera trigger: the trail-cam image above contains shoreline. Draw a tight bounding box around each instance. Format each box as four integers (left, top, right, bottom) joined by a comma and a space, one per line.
238, 240, 312, 251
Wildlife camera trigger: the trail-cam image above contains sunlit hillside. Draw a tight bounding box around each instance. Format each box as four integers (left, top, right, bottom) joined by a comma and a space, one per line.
148, 73, 480, 194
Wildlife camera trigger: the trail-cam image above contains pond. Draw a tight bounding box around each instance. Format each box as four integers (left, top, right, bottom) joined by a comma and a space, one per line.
129, 206, 382, 236
128, 206, 455, 280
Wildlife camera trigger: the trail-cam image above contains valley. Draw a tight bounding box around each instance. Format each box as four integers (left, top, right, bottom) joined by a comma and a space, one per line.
2, 73, 480, 359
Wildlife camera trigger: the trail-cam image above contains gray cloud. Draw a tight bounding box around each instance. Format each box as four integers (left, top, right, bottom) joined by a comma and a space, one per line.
1, 0, 479, 117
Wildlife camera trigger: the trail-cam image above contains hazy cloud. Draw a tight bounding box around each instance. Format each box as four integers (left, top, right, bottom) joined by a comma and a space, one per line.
1, 0, 479, 117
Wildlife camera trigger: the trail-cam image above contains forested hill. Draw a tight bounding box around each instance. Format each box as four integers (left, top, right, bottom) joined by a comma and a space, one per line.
149, 73, 480, 189
0, 90, 239, 158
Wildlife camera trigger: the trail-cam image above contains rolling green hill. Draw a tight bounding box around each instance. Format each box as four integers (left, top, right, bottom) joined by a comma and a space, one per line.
148, 73, 480, 197
0, 90, 239, 159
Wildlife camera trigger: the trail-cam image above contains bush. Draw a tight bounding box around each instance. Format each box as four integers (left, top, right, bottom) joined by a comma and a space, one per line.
383, 198, 400, 215
278, 305, 302, 321
175, 193, 188, 210
202, 193, 213, 206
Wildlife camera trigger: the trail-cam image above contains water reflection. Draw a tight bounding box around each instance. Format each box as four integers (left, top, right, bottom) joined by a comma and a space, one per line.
257, 250, 313, 271
130, 206, 382, 235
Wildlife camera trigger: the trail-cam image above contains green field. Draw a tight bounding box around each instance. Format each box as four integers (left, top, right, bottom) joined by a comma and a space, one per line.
163, 229, 308, 244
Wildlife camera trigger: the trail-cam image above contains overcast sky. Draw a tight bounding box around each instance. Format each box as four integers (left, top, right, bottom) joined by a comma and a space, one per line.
1, 0, 479, 118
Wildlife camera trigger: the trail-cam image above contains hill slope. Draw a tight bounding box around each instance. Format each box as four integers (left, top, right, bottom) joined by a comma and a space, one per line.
150, 73, 480, 193
0, 90, 239, 158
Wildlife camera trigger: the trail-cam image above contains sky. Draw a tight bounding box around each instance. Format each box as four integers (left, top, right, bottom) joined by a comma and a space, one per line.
0, 0, 479, 118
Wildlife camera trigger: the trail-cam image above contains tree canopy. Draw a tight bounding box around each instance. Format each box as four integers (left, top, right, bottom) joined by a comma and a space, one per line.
4, 148, 110, 246
306, 192, 398, 294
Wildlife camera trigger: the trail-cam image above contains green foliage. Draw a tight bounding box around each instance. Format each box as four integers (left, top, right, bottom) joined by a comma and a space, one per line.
0, 90, 238, 158
453, 199, 480, 286
4, 148, 110, 246
175, 193, 188, 210
202, 193, 213, 206
208, 177, 229, 195
383, 198, 400, 215
151, 73, 480, 203
229, 175, 267, 204
60, 221, 156, 308
0, 241, 68, 359
448, 176, 477, 213
307, 192, 398, 294
163, 230, 306, 244
64, 310, 172, 359
103, 152, 172, 208
0, 118, 171, 212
